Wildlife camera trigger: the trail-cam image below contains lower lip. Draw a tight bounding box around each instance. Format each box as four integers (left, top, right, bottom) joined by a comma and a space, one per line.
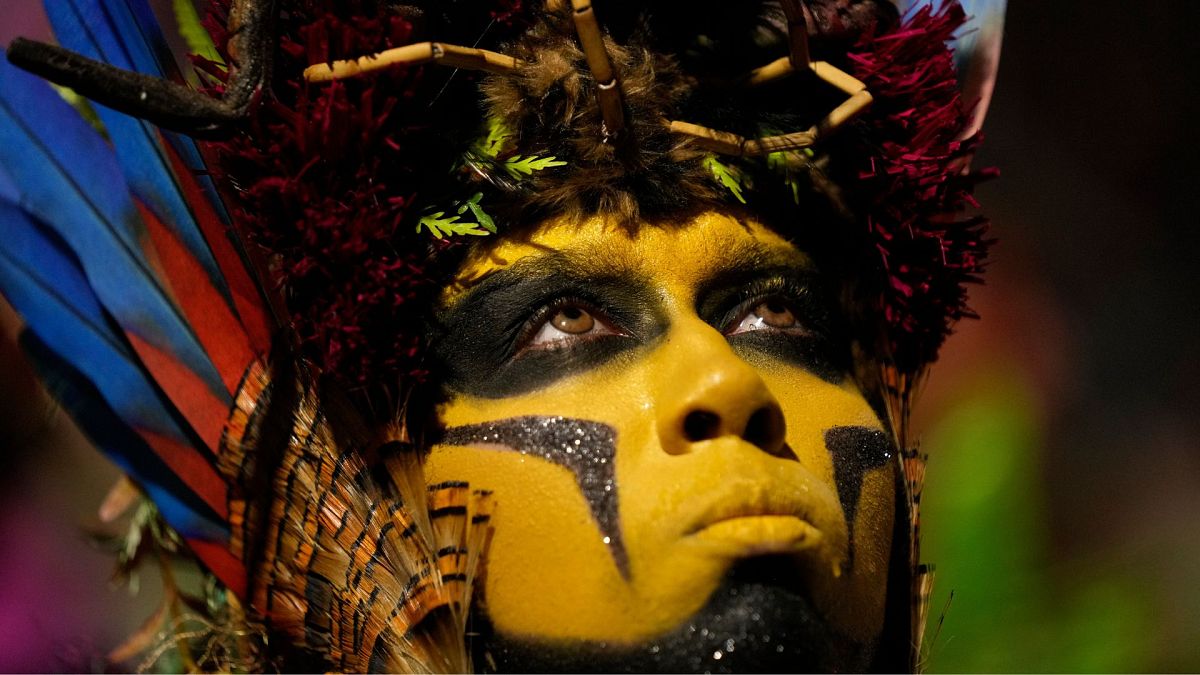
691, 515, 823, 555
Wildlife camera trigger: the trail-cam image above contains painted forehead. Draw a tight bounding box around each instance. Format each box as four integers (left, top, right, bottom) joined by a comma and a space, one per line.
445, 211, 812, 302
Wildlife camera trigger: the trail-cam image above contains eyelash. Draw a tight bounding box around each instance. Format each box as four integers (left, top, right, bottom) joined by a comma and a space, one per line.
510, 277, 817, 356
512, 295, 621, 355
719, 278, 814, 334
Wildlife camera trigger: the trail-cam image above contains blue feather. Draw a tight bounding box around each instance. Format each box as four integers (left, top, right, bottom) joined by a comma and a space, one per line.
0, 201, 195, 446
20, 330, 229, 542
0, 201, 227, 537
0, 59, 228, 403
0, 165, 16, 203
42, 0, 233, 296
114, 0, 235, 224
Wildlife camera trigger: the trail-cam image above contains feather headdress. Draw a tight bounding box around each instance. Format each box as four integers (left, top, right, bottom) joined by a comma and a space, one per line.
1, 0, 1003, 670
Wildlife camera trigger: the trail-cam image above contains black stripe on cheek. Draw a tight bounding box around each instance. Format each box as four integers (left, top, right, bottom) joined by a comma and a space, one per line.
438, 416, 628, 579
824, 426, 895, 560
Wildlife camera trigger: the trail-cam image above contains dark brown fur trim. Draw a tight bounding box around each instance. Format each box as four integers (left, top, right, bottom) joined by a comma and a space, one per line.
482, 17, 719, 227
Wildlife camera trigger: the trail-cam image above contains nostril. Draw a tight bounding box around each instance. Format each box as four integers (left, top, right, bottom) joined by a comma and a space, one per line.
682, 410, 721, 442
744, 406, 789, 459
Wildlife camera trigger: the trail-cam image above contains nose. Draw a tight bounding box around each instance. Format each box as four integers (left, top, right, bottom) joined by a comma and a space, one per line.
651, 317, 789, 458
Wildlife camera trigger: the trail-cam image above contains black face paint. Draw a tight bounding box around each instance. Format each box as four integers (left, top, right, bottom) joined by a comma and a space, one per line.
438, 416, 628, 577
824, 426, 895, 553
476, 555, 874, 673
697, 268, 851, 384
432, 253, 665, 399
727, 331, 846, 384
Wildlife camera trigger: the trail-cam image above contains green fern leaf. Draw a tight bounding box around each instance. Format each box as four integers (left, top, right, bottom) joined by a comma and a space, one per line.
456, 192, 497, 233
504, 155, 568, 179
417, 211, 489, 239
173, 0, 222, 63
704, 155, 747, 204
767, 149, 815, 205
478, 118, 515, 159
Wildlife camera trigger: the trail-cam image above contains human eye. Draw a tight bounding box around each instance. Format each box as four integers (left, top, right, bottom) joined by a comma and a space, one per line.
715, 276, 847, 382
726, 296, 809, 335
520, 298, 622, 352
721, 279, 815, 337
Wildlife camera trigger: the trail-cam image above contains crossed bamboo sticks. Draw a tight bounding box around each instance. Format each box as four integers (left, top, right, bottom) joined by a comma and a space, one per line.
303, 0, 873, 156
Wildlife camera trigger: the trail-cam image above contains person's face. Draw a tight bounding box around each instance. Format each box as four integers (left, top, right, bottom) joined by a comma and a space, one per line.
427, 210, 896, 671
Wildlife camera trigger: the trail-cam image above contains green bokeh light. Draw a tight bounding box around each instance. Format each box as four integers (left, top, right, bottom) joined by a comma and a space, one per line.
921, 369, 1153, 672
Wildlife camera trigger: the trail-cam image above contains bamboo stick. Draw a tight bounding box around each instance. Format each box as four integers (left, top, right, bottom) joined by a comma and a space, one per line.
746, 56, 795, 87
572, 0, 615, 84
747, 57, 869, 94
571, 0, 625, 136
670, 83, 872, 157
303, 42, 520, 83
819, 89, 873, 132
744, 130, 817, 156
669, 120, 746, 156
779, 0, 812, 68
812, 61, 867, 96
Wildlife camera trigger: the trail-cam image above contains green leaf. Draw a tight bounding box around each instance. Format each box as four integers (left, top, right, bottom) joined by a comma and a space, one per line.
704, 155, 747, 204
477, 117, 515, 159
767, 149, 813, 205
173, 0, 222, 63
417, 211, 490, 239
456, 192, 497, 233
50, 84, 106, 135
504, 154, 568, 179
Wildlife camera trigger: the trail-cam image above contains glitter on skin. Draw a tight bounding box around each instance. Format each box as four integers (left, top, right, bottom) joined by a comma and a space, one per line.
824, 426, 894, 565
439, 416, 629, 577
824, 427, 894, 529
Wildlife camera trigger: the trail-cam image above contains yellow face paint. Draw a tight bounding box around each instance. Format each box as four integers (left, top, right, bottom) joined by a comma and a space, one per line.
427, 210, 895, 669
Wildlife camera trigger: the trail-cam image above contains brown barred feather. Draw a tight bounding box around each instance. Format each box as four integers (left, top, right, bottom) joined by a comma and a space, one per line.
218, 361, 493, 672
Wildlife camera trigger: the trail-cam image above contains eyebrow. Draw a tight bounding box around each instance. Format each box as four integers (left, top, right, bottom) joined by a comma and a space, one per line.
445, 249, 651, 319
451, 248, 640, 305
446, 236, 818, 324
694, 239, 814, 297
432, 248, 663, 398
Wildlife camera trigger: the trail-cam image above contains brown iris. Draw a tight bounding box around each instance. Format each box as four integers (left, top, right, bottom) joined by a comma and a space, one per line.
551, 306, 596, 334
755, 300, 796, 328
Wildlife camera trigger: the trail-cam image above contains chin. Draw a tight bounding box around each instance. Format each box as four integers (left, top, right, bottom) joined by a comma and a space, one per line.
471, 556, 878, 674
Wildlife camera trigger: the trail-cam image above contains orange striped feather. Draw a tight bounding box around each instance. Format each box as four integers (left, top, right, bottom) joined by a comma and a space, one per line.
216, 366, 493, 672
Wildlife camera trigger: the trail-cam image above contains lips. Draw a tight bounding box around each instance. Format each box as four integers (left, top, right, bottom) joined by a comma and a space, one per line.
691, 515, 824, 556
684, 480, 819, 536
681, 472, 849, 564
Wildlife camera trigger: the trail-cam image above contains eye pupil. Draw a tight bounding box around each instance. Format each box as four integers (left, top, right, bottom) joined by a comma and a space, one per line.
551, 306, 595, 334
756, 300, 796, 328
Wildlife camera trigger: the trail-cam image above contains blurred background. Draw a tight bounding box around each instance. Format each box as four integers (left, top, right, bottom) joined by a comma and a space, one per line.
1, 0, 1198, 671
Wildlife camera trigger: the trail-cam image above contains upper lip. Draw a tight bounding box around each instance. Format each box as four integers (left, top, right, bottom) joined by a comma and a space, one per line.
683, 480, 818, 537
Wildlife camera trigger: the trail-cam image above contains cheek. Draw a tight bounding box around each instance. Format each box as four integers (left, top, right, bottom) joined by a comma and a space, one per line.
757, 367, 884, 481
425, 444, 640, 639
756, 366, 896, 638
809, 468, 896, 641
428, 366, 694, 641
